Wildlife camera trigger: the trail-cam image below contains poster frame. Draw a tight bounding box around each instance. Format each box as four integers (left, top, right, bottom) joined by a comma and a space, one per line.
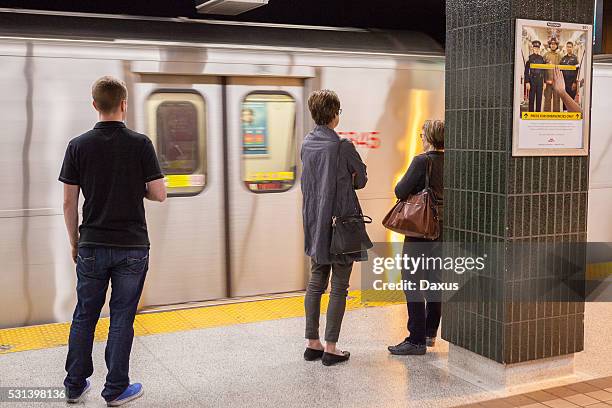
512, 18, 593, 157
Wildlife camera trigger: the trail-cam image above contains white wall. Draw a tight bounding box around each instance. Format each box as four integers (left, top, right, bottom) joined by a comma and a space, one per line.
587, 64, 612, 242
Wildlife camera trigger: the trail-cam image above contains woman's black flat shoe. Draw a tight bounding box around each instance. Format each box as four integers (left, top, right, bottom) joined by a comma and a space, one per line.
322, 351, 350, 366
304, 348, 324, 361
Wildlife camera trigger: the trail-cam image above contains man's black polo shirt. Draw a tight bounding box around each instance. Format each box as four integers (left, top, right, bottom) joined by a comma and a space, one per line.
59, 121, 164, 248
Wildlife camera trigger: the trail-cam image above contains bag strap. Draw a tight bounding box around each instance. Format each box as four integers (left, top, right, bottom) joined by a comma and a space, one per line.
353, 188, 364, 216
424, 152, 433, 189
333, 139, 367, 218
424, 153, 443, 206
332, 139, 344, 218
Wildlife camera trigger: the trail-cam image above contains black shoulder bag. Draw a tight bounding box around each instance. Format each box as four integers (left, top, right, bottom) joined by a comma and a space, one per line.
330, 140, 373, 256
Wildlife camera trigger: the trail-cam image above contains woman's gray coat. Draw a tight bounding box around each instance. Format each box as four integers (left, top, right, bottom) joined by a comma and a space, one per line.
300, 125, 368, 265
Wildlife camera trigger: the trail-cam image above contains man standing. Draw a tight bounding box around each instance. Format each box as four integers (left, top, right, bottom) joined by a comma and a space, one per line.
525, 40, 546, 112
543, 38, 562, 112
560, 41, 580, 111
59, 76, 166, 406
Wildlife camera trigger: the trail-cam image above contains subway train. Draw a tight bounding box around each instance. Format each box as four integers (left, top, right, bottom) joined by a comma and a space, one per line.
0, 9, 610, 329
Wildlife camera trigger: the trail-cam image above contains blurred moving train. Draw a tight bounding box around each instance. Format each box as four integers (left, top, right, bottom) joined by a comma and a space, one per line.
0, 9, 610, 328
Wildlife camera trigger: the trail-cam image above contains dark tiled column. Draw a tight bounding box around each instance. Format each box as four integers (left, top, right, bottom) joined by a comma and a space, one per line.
443, 0, 591, 364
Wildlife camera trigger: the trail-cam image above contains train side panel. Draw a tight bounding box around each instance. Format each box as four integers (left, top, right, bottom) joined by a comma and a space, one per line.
0, 44, 124, 327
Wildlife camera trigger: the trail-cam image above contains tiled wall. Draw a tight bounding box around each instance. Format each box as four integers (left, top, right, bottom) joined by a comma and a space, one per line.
442, 0, 591, 364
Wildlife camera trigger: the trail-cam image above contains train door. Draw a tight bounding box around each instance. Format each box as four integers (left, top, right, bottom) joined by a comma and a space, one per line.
226, 77, 305, 296
132, 76, 227, 306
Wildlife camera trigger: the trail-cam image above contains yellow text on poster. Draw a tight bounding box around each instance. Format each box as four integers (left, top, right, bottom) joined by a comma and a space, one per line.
522, 112, 582, 120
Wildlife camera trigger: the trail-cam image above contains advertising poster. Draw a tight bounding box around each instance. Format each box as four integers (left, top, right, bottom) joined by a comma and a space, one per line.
241, 102, 268, 155
513, 19, 592, 156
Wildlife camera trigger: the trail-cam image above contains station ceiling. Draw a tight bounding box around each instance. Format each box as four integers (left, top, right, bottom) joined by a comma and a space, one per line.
0, 0, 446, 44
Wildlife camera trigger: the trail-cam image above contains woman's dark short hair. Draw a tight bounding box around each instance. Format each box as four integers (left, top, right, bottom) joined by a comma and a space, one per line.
308, 90, 340, 125
423, 120, 444, 150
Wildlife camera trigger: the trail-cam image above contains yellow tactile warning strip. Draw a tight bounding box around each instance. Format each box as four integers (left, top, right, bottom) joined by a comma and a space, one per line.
0, 290, 394, 355
0, 262, 609, 356
454, 376, 612, 407
587, 261, 612, 280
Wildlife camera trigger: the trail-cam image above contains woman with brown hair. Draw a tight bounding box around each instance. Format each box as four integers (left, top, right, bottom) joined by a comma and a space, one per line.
300, 89, 368, 366
388, 119, 444, 356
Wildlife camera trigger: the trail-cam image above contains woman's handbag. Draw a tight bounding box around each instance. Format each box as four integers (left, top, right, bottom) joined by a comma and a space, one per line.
382, 155, 442, 240
330, 140, 374, 255
330, 213, 373, 255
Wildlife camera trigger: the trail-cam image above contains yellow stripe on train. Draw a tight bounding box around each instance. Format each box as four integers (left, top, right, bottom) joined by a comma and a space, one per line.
164, 174, 206, 188
244, 171, 295, 182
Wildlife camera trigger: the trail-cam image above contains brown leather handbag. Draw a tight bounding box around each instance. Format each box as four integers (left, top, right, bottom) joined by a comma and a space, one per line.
382, 155, 442, 240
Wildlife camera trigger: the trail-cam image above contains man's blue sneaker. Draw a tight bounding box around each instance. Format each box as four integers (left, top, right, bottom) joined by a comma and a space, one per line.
107, 383, 144, 407
66, 379, 91, 403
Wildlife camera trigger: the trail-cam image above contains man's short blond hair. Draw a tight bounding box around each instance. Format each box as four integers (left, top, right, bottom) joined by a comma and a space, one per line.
92, 76, 127, 114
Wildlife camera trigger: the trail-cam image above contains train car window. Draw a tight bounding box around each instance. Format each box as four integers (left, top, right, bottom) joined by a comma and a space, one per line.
241, 92, 297, 193
146, 91, 207, 196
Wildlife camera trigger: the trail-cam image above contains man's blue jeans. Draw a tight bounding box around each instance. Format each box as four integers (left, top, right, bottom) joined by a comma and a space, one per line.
64, 246, 149, 402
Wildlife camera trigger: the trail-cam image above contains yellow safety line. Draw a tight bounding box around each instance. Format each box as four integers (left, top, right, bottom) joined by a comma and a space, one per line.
0, 290, 397, 355
587, 262, 612, 280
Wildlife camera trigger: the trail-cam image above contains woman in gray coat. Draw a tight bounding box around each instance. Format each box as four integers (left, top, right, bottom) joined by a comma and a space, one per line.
300, 90, 368, 366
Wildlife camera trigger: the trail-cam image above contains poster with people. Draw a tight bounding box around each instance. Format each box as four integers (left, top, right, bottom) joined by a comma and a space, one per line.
513, 19, 592, 156
241, 102, 269, 155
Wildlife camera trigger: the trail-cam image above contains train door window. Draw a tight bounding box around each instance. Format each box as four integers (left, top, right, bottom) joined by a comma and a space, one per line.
146, 91, 207, 196
241, 92, 297, 193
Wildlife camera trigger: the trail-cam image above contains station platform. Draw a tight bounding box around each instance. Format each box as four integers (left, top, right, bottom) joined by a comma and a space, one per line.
0, 293, 611, 408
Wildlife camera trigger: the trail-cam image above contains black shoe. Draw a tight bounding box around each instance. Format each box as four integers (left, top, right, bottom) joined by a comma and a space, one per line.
388, 339, 426, 355
426, 337, 436, 347
304, 347, 324, 361
321, 351, 350, 366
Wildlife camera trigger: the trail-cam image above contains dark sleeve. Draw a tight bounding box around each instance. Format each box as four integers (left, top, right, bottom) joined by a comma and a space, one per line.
524, 60, 531, 84
343, 140, 368, 190
574, 56, 581, 77
142, 139, 164, 183
58, 142, 80, 185
395, 155, 426, 200
560, 57, 569, 79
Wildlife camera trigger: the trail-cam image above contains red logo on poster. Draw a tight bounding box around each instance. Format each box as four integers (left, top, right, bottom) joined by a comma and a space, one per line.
338, 131, 381, 149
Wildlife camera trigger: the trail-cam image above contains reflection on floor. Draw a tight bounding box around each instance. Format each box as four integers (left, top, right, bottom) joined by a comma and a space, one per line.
0, 303, 610, 407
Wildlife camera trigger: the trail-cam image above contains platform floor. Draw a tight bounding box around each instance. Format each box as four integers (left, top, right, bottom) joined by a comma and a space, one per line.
0, 301, 611, 408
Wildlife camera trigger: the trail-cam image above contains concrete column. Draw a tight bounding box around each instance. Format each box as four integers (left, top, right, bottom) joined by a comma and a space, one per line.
443, 0, 592, 385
